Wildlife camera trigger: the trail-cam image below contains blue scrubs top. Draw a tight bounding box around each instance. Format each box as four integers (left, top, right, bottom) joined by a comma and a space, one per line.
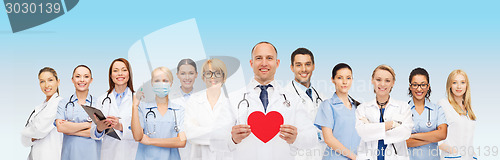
55, 93, 101, 160
314, 93, 360, 160
408, 99, 447, 160
135, 101, 184, 160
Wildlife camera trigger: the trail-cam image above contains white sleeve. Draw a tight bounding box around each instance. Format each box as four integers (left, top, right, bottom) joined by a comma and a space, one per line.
184, 99, 211, 145
385, 103, 413, 144
355, 106, 386, 142
21, 99, 61, 144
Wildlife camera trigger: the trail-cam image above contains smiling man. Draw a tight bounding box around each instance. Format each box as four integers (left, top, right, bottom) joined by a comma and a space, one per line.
284, 48, 326, 160
227, 42, 317, 160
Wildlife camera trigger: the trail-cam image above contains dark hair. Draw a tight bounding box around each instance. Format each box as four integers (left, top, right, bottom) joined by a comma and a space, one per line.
177, 58, 197, 73
291, 48, 315, 65
73, 65, 92, 78
38, 67, 60, 94
408, 67, 431, 99
331, 63, 360, 107
107, 58, 134, 95
251, 41, 277, 58
331, 63, 352, 78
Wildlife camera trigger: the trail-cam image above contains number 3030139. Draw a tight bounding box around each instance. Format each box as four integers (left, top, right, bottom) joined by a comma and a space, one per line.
5, 3, 61, 14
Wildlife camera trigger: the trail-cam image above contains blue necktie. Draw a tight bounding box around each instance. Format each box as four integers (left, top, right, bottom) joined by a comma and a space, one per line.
258, 84, 272, 112
306, 88, 313, 101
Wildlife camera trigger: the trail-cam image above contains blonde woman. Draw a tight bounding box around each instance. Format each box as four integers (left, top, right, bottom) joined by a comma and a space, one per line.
131, 67, 186, 160
184, 58, 234, 160
438, 69, 477, 160
355, 64, 414, 160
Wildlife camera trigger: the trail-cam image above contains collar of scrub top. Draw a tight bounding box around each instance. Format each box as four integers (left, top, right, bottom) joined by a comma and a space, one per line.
408, 99, 435, 111
330, 92, 355, 106
70, 93, 93, 105
144, 101, 182, 111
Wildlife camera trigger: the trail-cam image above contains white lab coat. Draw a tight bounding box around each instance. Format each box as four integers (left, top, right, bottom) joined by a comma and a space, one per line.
227, 79, 318, 160
438, 99, 476, 160
90, 88, 138, 160
355, 98, 414, 160
21, 93, 63, 160
184, 89, 234, 160
284, 80, 327, 160
171, 87, 192, 160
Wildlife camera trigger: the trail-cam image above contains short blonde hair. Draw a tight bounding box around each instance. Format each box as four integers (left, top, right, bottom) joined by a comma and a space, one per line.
151, 66, 173, 83
446, 69, 476, 120
202, 58, 227, 83
372, 64, 396, 81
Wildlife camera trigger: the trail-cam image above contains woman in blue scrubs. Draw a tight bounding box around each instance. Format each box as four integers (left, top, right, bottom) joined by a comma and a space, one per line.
55, 65, 101, 160
315, 63, 361, 160
405, 68, 447, 160
131, 66, 186, 160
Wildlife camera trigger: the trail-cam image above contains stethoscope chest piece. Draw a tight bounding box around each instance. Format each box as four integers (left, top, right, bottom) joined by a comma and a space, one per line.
426, 121, 432, 128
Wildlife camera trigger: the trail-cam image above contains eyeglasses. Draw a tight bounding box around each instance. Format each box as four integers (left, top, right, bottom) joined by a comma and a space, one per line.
203, 71, 224, 78
410, 83, 429, 89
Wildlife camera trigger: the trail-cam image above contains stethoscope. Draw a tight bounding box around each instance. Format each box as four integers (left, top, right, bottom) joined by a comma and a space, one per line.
237, 91, 290, 123
291, 82, 322, 105
409, 101, 432, 128
25, 95, 59, 127
65, 94, 93, 122
144, 107, 179, 135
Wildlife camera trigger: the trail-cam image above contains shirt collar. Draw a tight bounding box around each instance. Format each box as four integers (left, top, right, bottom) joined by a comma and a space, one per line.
292, 80, 310, 92
331, 92, 354, 105
180, 86, 192, 97
71, 93, 92, 103
366, 97, 396, 109
114, 87, 128, 99
409, 99, 435, 110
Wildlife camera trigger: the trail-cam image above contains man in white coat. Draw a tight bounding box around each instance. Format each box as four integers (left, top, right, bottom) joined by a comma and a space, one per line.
284, 48, 326, 160
228, 42, 318, 160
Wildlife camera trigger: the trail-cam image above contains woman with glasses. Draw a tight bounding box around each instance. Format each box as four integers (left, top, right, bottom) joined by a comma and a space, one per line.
184, 58, 234, 160
131, 66, 186, 160
54, 65, 100, 160
405, 68, 447, 160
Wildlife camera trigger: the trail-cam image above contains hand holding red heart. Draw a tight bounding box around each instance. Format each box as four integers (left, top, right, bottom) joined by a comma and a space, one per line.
279, 124, 297, 144
231, 124, 251, 144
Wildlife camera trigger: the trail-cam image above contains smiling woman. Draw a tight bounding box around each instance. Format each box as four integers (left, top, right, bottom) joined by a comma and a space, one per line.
355, 64, 414, 160
21, 67, 63, 160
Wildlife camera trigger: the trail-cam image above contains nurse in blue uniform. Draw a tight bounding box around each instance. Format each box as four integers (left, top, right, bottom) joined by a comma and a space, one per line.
406, 68, 447, 160
315, 63, 360, 160
55, 65, 101, 160
131, 66, 186, 160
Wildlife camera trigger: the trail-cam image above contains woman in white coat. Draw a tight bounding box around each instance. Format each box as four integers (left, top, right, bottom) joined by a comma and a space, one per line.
438, 69, 477, 160
90, 58, 138, 160
21, 67, 64, 160
184, 58, 234, 160
171, 58, 198, 160
355, 64, 414, 160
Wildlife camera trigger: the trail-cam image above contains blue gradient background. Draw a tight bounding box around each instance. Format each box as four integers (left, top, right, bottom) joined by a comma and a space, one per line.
1, 0, 499, 159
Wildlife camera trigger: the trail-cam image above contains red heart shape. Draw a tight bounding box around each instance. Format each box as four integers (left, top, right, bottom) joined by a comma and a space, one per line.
247, 111, 284, 143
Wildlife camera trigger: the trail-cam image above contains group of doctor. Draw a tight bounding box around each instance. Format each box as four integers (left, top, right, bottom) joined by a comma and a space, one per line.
21, 41, 477, 160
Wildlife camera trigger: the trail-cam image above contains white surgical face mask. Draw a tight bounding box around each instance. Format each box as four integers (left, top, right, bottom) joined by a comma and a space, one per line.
152, 82, 171, 98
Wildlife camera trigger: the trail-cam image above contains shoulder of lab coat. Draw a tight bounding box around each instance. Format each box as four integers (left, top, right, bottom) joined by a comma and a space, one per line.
21, 93, 63, 147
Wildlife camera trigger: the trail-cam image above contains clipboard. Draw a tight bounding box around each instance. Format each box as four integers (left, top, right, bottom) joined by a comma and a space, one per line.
82, 105, 121, 140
